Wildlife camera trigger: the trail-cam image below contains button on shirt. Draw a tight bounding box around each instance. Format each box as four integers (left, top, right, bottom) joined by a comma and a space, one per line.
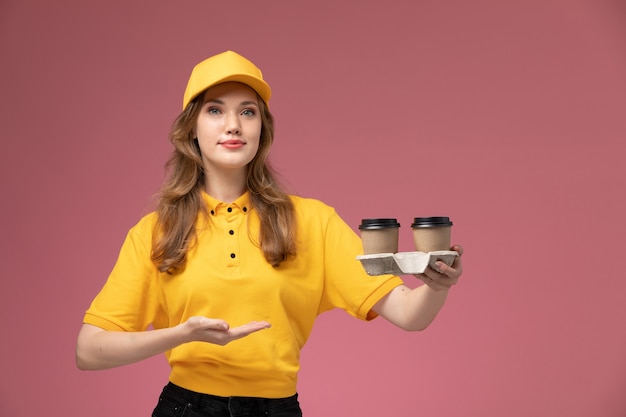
207, 198, 248, 267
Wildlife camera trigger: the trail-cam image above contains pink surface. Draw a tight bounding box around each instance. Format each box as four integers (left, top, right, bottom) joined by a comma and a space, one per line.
1, 0, 625, 415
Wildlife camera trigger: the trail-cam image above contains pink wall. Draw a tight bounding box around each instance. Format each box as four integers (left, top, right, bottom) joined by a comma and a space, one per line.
1, 0, 625, 415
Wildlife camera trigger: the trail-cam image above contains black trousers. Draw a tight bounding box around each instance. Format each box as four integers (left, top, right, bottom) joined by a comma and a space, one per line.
152, 382, 303, 417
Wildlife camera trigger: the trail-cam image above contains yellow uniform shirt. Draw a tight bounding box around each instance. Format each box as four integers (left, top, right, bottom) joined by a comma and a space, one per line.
83, 192, 403, 398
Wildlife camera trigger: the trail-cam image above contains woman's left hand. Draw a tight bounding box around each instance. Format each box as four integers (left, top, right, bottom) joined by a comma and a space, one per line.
414, 244, 464, 291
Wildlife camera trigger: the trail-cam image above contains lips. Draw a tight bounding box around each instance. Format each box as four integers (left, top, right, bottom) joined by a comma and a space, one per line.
219, 139, 245, 149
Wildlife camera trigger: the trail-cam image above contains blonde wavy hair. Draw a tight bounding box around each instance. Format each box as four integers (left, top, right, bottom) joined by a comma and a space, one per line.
151, 90, 296, 273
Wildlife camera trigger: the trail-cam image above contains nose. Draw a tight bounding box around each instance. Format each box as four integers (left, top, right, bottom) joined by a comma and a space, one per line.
225, 112, 241, 135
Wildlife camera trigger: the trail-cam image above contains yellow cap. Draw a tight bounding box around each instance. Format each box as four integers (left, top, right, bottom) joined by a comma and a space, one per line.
182, 50, 271, 110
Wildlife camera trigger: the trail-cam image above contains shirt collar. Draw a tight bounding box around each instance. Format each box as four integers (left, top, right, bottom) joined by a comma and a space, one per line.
202, 191, 251, 216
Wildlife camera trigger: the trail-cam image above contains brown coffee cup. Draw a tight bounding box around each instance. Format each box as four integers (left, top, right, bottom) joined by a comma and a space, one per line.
359, 218, 401, 254
411, 217, 453, 253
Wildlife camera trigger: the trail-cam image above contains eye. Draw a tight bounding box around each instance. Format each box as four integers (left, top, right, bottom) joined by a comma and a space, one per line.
241, 109, 256, 117
207, 107, 221, 115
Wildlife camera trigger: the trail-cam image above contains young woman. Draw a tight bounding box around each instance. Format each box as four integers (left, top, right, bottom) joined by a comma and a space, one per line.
76, 50, 464, 417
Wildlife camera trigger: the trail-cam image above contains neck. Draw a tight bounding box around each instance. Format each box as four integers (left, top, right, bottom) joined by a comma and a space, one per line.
204, 168, 247, 203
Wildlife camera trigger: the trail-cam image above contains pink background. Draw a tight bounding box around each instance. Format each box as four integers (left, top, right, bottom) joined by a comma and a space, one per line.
1, 0, 625, 415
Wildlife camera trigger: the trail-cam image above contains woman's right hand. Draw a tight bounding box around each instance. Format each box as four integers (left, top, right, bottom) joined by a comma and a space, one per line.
76, 318, 271, 371
182, 317, 271, 346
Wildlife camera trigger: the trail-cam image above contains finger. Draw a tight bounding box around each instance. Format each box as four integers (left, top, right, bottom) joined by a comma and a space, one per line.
242, 320, 271, 330
204, 318, 230, 331
234, 321, 272, 333
421, 267, 442, 281
189, 316, 229, 331
436, 261, 461, 279
229, 321, 272, 340
435, 262, 451, 275
452, 244, 464, 256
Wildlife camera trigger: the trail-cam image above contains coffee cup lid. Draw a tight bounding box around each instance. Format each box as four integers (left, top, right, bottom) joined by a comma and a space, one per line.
359, 218, 401, 230
411, 216, 453, 228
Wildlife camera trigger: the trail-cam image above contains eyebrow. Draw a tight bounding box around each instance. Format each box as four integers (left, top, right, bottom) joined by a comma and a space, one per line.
203, 98, 259, 107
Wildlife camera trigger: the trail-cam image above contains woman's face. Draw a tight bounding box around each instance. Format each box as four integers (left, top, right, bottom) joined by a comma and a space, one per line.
195, 82, 262, 175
